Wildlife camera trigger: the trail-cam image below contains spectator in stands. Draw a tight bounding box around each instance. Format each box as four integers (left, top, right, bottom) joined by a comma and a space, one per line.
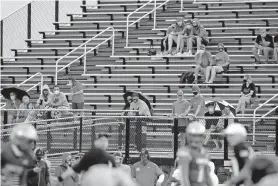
187, 18, 209, 55
274, 34, 278, 63
36, 84, 52, 109
173, 19, 193, 56
193, 44, 212, 84
184, 85, 206, 119
6, 91, 21, 124
171, 90, 190, 147
204, 102, 224, 150
222, 105, 235, 124
252, 28, 274, 64
113, 152, 131, 175
49, 85, 69, 109
55, 152, 79, 186
205, 43, 230, 84
16, 95, 34, 123
122, 96, 133, 116
236, 74, 256, 114
68, 77, 84, 115
161, 21, 176, 54
131, 149, 164, 186
164, 17, 185, 55
129, 93, 151, 116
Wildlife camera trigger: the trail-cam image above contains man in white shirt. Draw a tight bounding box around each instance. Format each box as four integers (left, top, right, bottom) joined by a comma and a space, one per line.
129, 93, 151, 116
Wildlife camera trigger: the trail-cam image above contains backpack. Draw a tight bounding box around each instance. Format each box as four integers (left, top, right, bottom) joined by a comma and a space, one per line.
179, 71, 195, 88
147, 44, 156, 56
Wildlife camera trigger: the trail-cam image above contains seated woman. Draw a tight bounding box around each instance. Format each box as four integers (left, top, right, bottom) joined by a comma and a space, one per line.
36, 84, 52, 119
161, 21, 176, 54
17, 95, 34, 123
236, 74, 256, 114
205, 43, 230, 84
6, 91, 22, 124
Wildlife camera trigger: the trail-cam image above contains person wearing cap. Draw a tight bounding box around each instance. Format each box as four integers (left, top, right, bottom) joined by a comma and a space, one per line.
204, 102, 224, 150
172, 90, 190, 147
56, 134, 116, 184
165, 17, 186, 55
205, 43, 230, 84
187, 18, 209, 55
27, 148, 50, 186
131, 149, 164, 186
223, 123, 254, 186
236, 74, 257, 114
113, 152, 131, 175
172, 19, 193, 56
194, 44, 213, 84
252, 28, 274, 64
184, 85, 206, 119
68, 77, 84, 114
161, 21, 177, 53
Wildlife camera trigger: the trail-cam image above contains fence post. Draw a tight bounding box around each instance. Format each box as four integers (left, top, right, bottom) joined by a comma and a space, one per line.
79, 117, 83, 152
125, 118, 130, 164
27, 3, 31, 47
47, 126, 51, 152
224, 118, 229, 160
1, 20, 3, 65
55, 0, 59, 30
173, 118, 178, 160
3, 111, 8, 142
275, 108, 278, 156
73, 127, 77, 150
91, 112, 96, 147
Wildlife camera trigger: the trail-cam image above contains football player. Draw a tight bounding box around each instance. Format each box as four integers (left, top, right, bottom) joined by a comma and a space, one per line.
1, 124, 38, 186
178, 121, 215, 186
223, 123, 254, 186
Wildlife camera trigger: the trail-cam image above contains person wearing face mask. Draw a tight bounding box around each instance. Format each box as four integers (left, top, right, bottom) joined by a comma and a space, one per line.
55, 153, 79, 186
205, 43, 230, 84
27, 148, 50, 186
194, 44, 213, 84
187, 18, 209, 55
252, 28, 274, 64
17, 95, 34, 123
204, 102, 224, 150
236, 74, 256, 114
5, 91, 22, 124
184, 85, 206, 120
68, 77, 84, 115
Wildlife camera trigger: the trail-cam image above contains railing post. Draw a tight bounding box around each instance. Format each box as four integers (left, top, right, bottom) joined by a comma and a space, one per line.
112, 30, 115, 56
180, 0, 183, 12
224, 118, 229, 160
173, 118, 179, 160
55, 0, 59, 30
153, 0, 157, 29
1, 20, 3, 65
276, 108, 278, 156
79, 117, 83, 152
83, 44, 87, 74
125, 118, 130, 164
126, 17, 129, 47
27, 3, 31, 47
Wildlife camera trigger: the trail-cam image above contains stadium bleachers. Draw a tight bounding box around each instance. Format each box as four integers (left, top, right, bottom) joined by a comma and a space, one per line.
1, 0, 278, 156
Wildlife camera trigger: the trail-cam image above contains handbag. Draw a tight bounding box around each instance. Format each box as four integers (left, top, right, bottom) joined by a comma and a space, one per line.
147, 44, 156, 56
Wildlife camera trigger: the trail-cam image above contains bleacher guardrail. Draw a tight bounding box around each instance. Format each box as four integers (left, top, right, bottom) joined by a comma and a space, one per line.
55, 26, 115, 84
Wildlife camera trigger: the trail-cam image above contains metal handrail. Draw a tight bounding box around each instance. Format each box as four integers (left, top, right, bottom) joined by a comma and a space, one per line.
126, 0, 171, 47
252, 93, 278, 144
55, 27, 115, 84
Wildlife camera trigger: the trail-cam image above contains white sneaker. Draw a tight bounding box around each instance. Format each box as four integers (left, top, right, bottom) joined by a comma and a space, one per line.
187, 51, 193, 56
176, 52, 183, 56
196, 49, 200, 54
183, 52, 189, 56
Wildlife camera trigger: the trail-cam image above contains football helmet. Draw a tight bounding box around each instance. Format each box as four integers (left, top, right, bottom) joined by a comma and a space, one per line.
186, 121, 206, 148
224, 123, 247, 146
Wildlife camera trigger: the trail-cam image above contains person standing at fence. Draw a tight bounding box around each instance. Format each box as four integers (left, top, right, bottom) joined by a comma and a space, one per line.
56, 134, 116, 184
55, 153, 79, 186
223, 123, 254, 186
68, 77, 84, 116
131, 149, 165, 186
172, 90, 190, 147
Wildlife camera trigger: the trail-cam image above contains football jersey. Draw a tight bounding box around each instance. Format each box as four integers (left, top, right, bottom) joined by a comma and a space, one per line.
178, 146, 210, 186
1, 143, 35, 186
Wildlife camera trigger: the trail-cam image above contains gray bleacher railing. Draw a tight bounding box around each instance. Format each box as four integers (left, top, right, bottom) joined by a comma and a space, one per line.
1, 109, 278, 164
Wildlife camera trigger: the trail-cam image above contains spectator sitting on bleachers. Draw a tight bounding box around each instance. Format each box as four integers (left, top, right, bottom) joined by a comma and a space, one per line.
204, 102, 224, 150
274, 34, 278, 64
187, 18, 209, 55
16, 95, 34, 123
222, 105, 235, 124
193, 44, 212, 84
236, 74, 257, 114
36, 84, 52, 109
205, 43, 230, 84
161, 21, 176, 54
164, 17, 185, 56
6, 91, 22, 124
252, 28, 274, 64
172, 19, 192, 56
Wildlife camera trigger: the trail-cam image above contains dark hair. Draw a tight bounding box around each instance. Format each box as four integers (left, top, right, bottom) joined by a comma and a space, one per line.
97, 133, 109, 139
132, 92, 139, 97
53, 85, 59, 89
140, 149, 150, 160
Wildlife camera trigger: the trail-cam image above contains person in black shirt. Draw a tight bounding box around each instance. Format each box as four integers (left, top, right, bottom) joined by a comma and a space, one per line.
252, 28, 274, 64
57, 133, 116, 184
223, 123, 254, 186
274, 35, 278, 64
204, 102, 224, 150
236, 74, 256, 114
